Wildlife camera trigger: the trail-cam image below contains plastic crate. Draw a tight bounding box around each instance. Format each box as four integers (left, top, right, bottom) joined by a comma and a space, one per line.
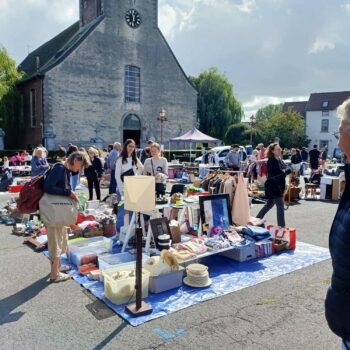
149, 267, 184, 293
220, 240, 256, 262
98, 252, 149, 272
67, 237, 113, 267
103, 264, 150, 305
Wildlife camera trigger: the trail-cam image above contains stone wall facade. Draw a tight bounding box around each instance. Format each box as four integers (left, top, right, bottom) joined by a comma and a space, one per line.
42, 0, 197, 149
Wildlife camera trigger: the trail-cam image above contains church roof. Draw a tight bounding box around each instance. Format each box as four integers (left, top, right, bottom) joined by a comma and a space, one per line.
18, 17, 103, 82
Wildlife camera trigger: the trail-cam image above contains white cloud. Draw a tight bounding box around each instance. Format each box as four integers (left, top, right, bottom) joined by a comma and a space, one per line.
159, 4, 179, 38
308, 37, 336, 54
235, 0, 255, 14
158, 0, 256, 39
344, 3, 350, 13
243, 95, 309, 117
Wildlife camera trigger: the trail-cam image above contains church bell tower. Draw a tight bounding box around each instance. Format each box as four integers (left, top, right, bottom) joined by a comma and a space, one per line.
80, 0, 103, 27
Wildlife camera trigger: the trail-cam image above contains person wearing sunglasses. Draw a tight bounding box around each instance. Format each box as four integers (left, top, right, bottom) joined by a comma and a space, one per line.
325, 97, 350, 350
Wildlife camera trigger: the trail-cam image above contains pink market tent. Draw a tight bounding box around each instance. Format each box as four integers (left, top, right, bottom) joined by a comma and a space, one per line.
170, 127, 221, 160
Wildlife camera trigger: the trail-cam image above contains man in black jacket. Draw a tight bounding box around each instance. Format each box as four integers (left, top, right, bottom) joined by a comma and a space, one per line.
309, 144, 320, 171
325, 97, 350, 349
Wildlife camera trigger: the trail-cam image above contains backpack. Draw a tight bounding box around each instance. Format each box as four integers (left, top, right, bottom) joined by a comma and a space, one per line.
17, 166, 53, 214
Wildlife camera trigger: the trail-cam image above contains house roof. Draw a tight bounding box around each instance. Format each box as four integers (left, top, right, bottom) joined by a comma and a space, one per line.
305, 91, 350, 111
18, 17, 103, 83
282, 101, 307, 116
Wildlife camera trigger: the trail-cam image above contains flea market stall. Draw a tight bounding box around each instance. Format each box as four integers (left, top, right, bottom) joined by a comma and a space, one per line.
1, 168, 331, 326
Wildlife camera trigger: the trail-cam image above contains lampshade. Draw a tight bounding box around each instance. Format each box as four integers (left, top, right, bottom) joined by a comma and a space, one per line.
124, 176, 156, 213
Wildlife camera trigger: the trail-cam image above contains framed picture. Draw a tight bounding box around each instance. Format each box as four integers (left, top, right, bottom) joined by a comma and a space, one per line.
149, 217, 172, 246
199, 194, 232, 235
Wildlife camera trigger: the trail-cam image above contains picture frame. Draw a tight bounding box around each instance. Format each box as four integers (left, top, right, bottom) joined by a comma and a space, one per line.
149, 217, 172, 246
199, 194, 232, 235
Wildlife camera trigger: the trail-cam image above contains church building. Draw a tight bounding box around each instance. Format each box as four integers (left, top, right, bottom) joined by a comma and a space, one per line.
17, 0, 197, 150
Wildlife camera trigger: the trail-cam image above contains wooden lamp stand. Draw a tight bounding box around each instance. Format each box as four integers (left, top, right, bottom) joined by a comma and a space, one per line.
125, 225, 152, 317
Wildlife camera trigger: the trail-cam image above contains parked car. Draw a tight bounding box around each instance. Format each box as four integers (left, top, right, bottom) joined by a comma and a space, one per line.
195, 145, 247, 166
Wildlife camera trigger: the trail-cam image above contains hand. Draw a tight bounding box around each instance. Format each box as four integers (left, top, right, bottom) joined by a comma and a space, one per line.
70, 191, 78, 201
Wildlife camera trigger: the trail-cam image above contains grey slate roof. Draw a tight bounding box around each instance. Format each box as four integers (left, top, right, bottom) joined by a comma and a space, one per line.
305, 91, 350, 111
18, 17, 103, 82
282, 101, 307, 116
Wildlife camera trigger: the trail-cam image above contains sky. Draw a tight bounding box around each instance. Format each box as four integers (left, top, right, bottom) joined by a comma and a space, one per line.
1, 0, 350, 118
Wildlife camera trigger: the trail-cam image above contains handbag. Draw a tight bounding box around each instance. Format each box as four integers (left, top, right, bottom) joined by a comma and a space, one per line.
39, 193, 78, 227
39, 166, 78, 226
120, 168, 135, 182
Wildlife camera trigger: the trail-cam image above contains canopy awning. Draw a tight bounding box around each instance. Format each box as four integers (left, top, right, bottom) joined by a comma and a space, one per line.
170, 127, 220, 143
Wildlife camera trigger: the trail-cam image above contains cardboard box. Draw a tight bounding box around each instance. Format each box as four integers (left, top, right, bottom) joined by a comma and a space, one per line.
84, 227, 104, 238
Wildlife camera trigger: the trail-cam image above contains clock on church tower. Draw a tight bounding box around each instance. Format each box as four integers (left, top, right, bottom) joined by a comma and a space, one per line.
125, 8, 141, 28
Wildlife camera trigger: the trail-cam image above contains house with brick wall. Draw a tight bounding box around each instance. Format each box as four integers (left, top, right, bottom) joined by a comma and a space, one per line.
17, 0, 197, 150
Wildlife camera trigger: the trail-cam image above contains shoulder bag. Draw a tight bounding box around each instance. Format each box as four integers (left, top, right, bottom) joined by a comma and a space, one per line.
39, 167, 78, 226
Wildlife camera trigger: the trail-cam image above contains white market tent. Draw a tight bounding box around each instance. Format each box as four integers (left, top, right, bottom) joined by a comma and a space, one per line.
169, 127, 221, 161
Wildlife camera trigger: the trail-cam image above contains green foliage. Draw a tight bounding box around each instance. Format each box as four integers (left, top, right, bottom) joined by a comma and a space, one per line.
224, 123, 250, 145
256, 108, 309, 148
256, 103, 283, 122
0, 47, 23, 146
189, 67, 243, 139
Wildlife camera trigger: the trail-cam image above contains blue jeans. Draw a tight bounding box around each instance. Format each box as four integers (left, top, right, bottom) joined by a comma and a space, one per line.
116, 191, 132, 233
109, 169, 117, 194
70, 173, 79, 191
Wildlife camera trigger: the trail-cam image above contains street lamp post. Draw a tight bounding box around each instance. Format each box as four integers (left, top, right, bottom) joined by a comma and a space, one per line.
157, 108, 167, 148
249, 115, 256, 145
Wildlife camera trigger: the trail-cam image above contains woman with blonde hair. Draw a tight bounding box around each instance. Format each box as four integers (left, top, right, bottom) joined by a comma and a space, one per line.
143, 142, 168, 196
85, 147, 103, 201
325, 97, 350, 350
31, 148, 49, 177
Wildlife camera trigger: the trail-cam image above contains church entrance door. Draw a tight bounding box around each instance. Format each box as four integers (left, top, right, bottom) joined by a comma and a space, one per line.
123, 114, 141, 147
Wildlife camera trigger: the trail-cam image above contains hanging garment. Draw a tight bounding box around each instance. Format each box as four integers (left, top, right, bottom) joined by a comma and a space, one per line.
231, 173, 251, 226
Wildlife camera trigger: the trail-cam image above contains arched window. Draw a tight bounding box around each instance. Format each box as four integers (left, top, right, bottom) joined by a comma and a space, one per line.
123, 114, 141, 130
125, 65, 141, 103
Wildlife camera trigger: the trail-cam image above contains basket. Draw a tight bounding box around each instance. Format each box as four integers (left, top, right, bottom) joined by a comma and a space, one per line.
272, 239, 288, 252
103, 223, 116, 237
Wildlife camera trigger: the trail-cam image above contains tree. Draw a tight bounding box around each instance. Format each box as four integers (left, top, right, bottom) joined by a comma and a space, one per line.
0, 46, 23, 146
255, 103, 283, 122
224, 123, 250, 145
189, 67, 243, 139
256, 108, 309, 148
